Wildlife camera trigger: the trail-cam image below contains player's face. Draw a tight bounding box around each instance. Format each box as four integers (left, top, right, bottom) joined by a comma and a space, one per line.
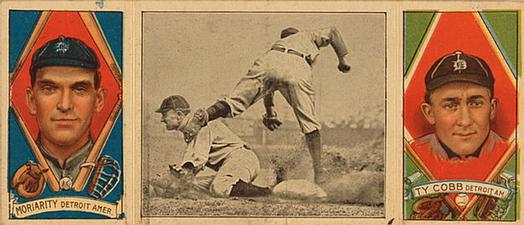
26, 66, 105, 148
421, 82, 497, 157
161, 109, 184, 131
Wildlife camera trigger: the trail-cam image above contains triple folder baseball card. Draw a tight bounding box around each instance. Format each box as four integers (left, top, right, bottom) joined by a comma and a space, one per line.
0, 1, 522, 225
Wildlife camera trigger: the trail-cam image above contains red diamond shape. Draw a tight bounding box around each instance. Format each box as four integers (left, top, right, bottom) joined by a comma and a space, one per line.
10, 11, 122, 142
10, 11, 122, 192
404, 12, 517, 216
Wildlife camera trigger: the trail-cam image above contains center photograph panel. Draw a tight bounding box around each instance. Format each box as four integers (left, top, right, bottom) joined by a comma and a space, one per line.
141, 12, 386, 217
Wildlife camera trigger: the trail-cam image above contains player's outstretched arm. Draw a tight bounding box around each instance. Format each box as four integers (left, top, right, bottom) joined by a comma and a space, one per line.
315, 27, 351, 73
327, 27, 351, 73
326, 27, 349, 59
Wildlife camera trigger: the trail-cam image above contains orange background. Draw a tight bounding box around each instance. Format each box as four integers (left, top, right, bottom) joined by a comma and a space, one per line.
404, 13, 517, 141
10, 12, 121, 141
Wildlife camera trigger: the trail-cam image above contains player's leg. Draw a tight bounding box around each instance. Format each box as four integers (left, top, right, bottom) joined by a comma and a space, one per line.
207, 56, 275, 122
191, 166, 217, 193
278, 76, 322, 184
221, 76, 266, 118
182, 65, 270, 143
305, 129, 322, 184
210, 149, 271, 197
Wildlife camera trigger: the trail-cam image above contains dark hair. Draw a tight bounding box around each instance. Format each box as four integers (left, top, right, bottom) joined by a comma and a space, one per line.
424, 85, 494, 104
32, 67, 101, 89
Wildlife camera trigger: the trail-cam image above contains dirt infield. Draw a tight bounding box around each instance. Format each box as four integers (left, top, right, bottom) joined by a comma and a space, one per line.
142, 123, 384, 217
143, 197, 383, 217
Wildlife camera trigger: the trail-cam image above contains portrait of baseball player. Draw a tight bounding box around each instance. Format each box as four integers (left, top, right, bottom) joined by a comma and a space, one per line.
403, 12, 518, 221
8, 11, 123, 219
16, 36, 106, 192
414, 51, 506, 162
143, 13, 385, 217
408, 51, 515, 220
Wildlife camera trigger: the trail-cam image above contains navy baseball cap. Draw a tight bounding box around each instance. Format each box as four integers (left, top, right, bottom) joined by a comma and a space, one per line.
425, 51, 494, 93
30, 36, 99, 82
156, 95, 191, 113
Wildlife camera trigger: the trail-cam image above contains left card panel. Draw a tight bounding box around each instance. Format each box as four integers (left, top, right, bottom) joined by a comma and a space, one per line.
8, 10, 123, 219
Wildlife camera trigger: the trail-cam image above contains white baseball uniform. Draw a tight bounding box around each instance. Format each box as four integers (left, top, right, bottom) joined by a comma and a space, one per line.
223, 27, 349, 133
180, 120, 260, 197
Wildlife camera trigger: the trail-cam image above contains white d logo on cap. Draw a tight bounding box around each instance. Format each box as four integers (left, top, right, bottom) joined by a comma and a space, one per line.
452, 51, 467, 72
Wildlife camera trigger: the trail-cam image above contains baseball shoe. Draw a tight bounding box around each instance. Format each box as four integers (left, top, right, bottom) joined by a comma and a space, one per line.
229, 180, 272, 197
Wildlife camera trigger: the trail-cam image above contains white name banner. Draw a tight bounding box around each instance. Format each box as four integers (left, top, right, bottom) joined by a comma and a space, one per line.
9, 196, 122, 218
412, 180, 511, 199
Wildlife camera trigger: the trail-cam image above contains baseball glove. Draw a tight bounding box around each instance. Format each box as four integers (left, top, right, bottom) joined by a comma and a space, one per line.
181, 108, 209, 143
87, 155, 121, 199
411, 197, 450, 220
262, 112, 282, 131
474, 195, 499, 220
150, 164, 210, 199
169, 163, 197, 182
11, 161, 47, 198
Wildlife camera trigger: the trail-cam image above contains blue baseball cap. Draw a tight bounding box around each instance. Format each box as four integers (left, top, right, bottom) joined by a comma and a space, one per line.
425, 51, 494, 93
30, 36, 99, 84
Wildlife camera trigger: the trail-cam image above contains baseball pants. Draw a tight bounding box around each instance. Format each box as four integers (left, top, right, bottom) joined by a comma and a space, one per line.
192, 148, 260, 197
223, 50, 321, 134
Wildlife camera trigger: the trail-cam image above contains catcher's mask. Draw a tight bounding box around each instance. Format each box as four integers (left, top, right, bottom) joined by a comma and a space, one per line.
87, 155, 121, 199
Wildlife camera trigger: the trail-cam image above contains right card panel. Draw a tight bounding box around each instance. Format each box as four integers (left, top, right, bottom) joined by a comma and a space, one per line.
403, 11, 519, 221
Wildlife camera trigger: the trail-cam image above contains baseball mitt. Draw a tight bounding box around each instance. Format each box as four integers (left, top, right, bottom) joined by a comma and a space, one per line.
11, 161, 46, 198
412, 197, 450, 220
262, 112, 282, 131
181, 108, 209, 143
87, 155, 121, 199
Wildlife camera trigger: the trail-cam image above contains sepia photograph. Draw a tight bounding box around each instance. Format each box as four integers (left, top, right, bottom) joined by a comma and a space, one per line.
141, 12, 386, 217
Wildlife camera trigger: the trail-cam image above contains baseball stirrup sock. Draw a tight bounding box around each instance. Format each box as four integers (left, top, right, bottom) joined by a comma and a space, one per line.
306, 130, 322, 183
207, 101, 230, 121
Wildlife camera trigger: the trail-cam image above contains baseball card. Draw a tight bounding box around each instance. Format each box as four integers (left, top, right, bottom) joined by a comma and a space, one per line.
403, 11, 519, 221
6, 10, 123, 219
0, 1, 523, 225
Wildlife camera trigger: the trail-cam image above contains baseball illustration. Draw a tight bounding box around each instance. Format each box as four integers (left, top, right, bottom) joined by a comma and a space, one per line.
59, 177, 73, 190
455, 193, 469, 207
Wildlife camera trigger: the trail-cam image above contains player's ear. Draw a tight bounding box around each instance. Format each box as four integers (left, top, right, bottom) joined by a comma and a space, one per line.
489, 98, 498, 120
26, 88, 37, 116
95, 88, 106, 113
175, 110, 185, 119
421, 102, 436, 125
